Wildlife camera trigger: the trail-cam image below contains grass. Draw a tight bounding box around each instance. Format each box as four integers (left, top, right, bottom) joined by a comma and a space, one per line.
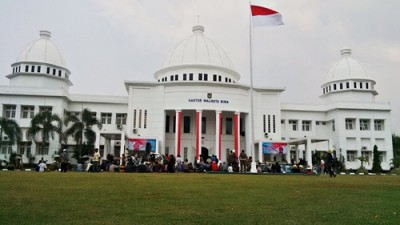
0, 172, 399, 225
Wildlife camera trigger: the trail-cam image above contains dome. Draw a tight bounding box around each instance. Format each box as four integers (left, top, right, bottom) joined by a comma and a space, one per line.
324, 48, 368, 83
161, 25, 235, 71
16, 30, 67, 68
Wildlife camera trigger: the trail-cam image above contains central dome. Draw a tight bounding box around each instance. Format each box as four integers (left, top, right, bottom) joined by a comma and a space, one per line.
324, 48, 368, 83
162, 25, 235, 71
16, 30, 67, 68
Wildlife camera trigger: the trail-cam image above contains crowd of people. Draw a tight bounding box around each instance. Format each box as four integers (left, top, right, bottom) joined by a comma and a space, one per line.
72, 148, 254, 174
27, 147, 336, 177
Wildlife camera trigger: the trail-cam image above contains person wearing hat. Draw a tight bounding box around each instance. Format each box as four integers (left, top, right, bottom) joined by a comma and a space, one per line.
60, 149, 69, 173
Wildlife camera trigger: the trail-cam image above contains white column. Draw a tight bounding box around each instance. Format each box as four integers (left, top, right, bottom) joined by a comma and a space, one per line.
215, 111, 222, 161
195, 110, 202, 161
95, 132, 101, 149
119, 133, 125, 161
306, 137, 312, 167
234, 112, 240, 159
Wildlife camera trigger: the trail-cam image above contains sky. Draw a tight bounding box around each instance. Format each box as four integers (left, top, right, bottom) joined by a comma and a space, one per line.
0, 0, 399, 133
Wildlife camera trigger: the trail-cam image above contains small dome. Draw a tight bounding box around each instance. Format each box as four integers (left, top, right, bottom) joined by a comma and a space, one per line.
16, 30, 67, 68
161, 25, 235, 71
324, 48, 368, 83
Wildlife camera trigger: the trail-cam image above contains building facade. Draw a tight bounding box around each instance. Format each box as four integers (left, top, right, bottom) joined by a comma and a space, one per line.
0, 26, 393, 170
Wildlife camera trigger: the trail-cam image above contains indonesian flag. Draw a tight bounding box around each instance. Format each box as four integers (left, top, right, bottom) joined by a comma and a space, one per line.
251, 5, 284, 26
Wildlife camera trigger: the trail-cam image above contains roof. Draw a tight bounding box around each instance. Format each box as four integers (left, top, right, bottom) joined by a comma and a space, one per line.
324, 48, 369, 83
16, 30, 67, 68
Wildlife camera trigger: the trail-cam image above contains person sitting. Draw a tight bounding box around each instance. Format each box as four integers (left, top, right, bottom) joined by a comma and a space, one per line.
38, 160, 47, 172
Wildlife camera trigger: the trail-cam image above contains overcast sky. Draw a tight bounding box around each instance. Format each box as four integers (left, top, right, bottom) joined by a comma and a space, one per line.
1, 0, 399, 134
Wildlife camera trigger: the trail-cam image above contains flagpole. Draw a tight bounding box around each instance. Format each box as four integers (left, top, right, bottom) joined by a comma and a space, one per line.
249, 1, 257, 172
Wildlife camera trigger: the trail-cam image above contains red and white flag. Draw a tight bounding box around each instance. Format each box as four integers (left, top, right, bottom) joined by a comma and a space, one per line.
251, 5, 284, 26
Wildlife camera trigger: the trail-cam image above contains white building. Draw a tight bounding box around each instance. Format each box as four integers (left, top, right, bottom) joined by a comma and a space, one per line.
0, 26, 393, 170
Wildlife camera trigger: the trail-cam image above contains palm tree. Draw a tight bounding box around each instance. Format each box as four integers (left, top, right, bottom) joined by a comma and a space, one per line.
0, 117, 22, 155
26, 111, 62, 156
63, 108, 102, 159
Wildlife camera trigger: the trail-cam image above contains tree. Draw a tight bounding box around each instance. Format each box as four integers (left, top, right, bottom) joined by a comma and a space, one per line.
63, 108, 102, 161
391, 134, 400, 168
371, 145, 382, 173
0, 117, 22, 156
26, 111, 62, 156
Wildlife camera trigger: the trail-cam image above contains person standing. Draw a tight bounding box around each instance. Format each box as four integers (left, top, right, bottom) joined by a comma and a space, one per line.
320, 159, 325, 174
92, 148, 101, 172
326, 150, 336, 178
239, 150, 248, 173
60, 149, 69, 172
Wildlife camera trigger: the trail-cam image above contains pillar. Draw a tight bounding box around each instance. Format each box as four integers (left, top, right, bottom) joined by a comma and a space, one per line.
195, 110, 202, 161
175, 110, 182, 157
215, 111, 222, 160
234, 112, 240, 158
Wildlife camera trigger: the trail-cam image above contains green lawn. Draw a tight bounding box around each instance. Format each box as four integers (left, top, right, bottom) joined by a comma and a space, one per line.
0, 172, 399, 225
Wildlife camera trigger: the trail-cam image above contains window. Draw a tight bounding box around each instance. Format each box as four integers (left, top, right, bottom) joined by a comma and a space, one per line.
175, 74, 178, 81
170, 75, 174, 81
225, 118, 233, 135
116, 113, 127, 125
37, 143, 49, 155
366, 83, 369, 89
21, 106, 34, 119
183, 73, 187, 81
189, 73, 193, 81
204, 74, 208, 81
361, 151, 370, 162
302, 120, 311, 131
333, 84, 337, 90
53, 68, 56, 75
198, 73, 203, 81
165, 115, 170, 133
273, 115, 276, 133
360, 119, 370, 131
332, 120, 335, 131
47, 67, 50, 74
3, 105, 16, 118
340, 83, 343, 89
218, 75, 222, 82
354, 82, 357, 88
58, 70, 62, 77
202, 117, 206, 134
101, 113, 112, 124
346, 82, 349, 88
263, 115, 267, 133
360, 82, 363, 89
346, 150, 357, 162
91, 112, 97, 118
25, 65, 29, 72
183, 116, 191, 133
173, 116, 176, 133
144, 110, 147, 129
268, 115, 271, 133
133, 110, 137, 128
1, 144, 12, 154
345, 119, 355, 130
39, 106, 52, 113
31, 65, 35, 72
37, 66, 41, 73
138, 110, 142, 128
213, 74, 217, 81
18, 143, 31, 155
374, 120, 384, 131
289, 120, 297, 131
